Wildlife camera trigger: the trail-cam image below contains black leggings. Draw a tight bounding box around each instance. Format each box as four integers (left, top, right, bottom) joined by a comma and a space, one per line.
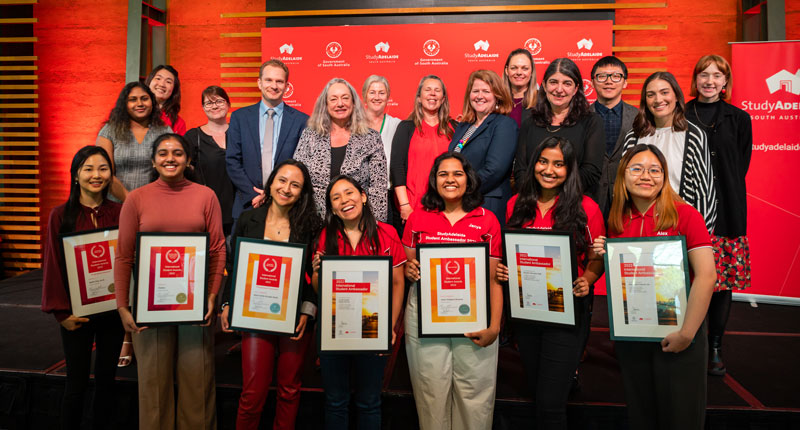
707, 289, 732, 340
59, 311, 125, 430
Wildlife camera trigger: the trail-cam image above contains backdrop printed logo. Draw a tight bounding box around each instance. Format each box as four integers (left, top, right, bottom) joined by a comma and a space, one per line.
473, 40, 490, 51
583, 79, 594, 96
279, 43, 294, 54
423, 39, 440, 57
284, 82, 294, 98
766, 69, 800, 95
524, 37, 543, 56
375, 41, 390, 53
326, 42, 343, 59
577, 38, 594, 50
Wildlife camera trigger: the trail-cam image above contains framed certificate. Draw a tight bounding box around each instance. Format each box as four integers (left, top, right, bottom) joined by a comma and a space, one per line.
228, 237, 307, 336
318, 256, 392, 354
133, 232, 209, 325
604, 236, 691, 342
61, 227, 119, 317
502, 229, 578, 326
416, 243, 490, 337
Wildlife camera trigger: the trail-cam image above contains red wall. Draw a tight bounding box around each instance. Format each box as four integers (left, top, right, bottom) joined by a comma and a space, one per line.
788, 1, 800, 40
35, 0, 129, 238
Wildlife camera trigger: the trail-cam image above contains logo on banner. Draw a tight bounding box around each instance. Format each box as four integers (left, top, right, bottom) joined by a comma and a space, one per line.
375, 41, 390, 53
423, 39, 440, 57
577, 38, 594, 50
766, 69, 800, 95
524, 38, 543, 56
326, 42, 343, 59
279, 43, 294, 54
583, 79, 594, 96
473, 40, 490, 51
284, 82, 294, 98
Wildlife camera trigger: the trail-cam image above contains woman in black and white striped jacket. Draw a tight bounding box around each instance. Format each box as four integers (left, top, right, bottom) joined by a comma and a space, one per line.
617, 71, 716, 232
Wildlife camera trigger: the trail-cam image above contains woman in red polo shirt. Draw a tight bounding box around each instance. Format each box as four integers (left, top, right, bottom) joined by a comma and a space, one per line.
402, 152, 503, 430
311, 175, 406, 430
594, 144, 716, 430
497, 136, 605, 428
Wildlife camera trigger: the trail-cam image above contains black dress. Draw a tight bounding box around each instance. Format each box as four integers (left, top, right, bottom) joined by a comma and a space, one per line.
185, 126, 236, 234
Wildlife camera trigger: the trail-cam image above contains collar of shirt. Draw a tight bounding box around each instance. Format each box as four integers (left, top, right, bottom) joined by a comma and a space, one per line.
630, 202, 657, 220
260, 100, 285, 118
593, 100, 622, 117
428, 206, 487, 224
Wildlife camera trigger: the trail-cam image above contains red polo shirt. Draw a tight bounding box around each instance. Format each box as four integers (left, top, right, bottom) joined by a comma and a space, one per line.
402, 207, 502, 259
317, 221, 407, 267
610, 202, 711, 252
506, 194, 605, 276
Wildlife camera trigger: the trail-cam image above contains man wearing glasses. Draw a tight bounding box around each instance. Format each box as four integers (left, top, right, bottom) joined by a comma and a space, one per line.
590, 56, 638, 215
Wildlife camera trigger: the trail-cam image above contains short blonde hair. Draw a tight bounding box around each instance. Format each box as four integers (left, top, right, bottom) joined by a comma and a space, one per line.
307, 78, 370, 136
362, 75, 391, 100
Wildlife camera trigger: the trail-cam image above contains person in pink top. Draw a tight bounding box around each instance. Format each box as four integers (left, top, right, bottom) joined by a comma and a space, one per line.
146, 65, 187, 135
114, 133, 226, 429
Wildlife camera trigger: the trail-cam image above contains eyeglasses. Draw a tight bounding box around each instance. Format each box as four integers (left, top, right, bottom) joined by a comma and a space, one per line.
627, 165, 663, 178
203, 99, 227, 108
594, 73, 625, 83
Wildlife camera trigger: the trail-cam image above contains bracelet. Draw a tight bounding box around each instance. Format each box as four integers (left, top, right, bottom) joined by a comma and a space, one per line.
400, 203, 409, 207
220, 302, 230, 310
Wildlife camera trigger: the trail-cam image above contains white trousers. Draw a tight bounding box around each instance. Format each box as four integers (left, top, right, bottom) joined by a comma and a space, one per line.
404, 284, 499, 430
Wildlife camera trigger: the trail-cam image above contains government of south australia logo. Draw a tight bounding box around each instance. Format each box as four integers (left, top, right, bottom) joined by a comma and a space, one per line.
326, 42, 343, 59
423, 39, 440, 57
284, 82, 294, 98
766, 69, 800, 95
583, 79, 594, 96
524, 38, 542, 56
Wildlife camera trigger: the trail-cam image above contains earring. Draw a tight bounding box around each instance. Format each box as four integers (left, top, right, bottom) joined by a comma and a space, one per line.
721, 87, 727, 96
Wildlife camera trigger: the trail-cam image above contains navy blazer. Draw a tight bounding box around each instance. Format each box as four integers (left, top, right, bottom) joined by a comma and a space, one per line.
226, 102, 309, 218
449, 113, 518, 223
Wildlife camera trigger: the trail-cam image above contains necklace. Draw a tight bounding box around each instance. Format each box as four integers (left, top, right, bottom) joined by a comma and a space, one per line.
692, 101, 718, 129
546, 124, 562, 133
513, 98, 524, 108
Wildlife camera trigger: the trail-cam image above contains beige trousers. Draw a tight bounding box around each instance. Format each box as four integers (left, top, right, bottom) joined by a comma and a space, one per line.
132, 324, 216, 430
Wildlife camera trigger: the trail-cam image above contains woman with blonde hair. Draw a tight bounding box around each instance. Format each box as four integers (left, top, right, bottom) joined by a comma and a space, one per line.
503, 48, 538, 127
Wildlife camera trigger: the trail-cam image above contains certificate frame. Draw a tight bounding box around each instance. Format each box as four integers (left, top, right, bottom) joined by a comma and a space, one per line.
61, 227, 120, 317
416, 243, 490, 337
318, 256, 393, 354
133, 232, 210, 325
604, 236, 691, 342
502, 229, 579, 327
228, 237, 307, 336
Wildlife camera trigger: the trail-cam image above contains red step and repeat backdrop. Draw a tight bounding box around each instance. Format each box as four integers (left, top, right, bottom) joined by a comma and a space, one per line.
732, 41, 800, 302
261, 21, 612, 118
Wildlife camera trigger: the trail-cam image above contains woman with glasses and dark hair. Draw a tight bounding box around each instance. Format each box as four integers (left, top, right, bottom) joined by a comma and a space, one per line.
685, 55, 753, 376
41, 146, 124, 430
593, 144, 716, 430
514, 58, 605, 200
114, 133, 226, 429
310, 175, 406, 430
145, 65, 186, 135
402, 152, 503, 430
503, 48, 538, 127
390, 75, 456, 232
497, 136, 605, 428
185, 86, 236, 236
220, 159, 322, 430
620, 71, 717, 232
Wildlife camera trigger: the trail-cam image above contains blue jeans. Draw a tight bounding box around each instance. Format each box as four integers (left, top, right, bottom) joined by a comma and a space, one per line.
319, 353, 387, 430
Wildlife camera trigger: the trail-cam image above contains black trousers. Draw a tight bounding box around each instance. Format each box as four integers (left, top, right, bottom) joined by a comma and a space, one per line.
59, 310, 125, 430
515, 296, 591, 430
615, 325, 708, 430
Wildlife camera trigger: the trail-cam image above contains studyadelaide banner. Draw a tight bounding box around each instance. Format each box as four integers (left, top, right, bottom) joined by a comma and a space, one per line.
732, 41, 800, 304
261, 21, 612, 117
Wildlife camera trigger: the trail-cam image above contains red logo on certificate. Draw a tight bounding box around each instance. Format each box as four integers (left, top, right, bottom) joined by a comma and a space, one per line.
333, 279, 371, 293
441, 258, 466, 290
86, 241, 112, 273
621, 263, 655, 277
256, 255, 281, 288
516, 253, 554, 268
160, 247, 185, 278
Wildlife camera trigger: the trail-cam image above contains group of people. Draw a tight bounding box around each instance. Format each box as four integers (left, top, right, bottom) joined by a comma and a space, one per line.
40, 49, 752, 430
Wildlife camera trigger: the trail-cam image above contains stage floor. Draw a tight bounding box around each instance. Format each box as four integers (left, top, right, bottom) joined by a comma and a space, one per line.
1, 270, 798, 429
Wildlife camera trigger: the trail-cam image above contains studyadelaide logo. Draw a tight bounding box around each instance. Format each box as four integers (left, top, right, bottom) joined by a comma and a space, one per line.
567, 37, 602, 59
274, 43, 302, 63
366, 41, 399, 62
739, 68, 800, 118
465, 39, 499, 62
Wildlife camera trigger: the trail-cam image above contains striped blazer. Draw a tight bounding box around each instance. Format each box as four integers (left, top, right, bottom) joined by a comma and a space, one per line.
620, 121, 717, 233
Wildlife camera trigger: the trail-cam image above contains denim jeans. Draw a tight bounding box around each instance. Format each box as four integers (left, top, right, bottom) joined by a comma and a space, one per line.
319, 353, 387, 430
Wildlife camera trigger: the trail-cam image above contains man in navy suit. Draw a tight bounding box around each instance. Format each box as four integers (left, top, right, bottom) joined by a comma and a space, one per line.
226, 59, 309, 223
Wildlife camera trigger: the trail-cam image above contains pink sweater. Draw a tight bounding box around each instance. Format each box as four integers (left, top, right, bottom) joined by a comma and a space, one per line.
114, 178, 226, 308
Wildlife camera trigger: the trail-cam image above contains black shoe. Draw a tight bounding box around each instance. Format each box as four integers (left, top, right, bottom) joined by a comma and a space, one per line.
708, 336, 726, 376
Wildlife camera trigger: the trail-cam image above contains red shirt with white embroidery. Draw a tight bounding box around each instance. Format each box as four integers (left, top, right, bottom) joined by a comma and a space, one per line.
402, 207, 502, 259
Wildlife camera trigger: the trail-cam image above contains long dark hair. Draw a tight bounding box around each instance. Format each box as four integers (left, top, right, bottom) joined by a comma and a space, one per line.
420, 152, 483, 213
632, 71, 688, 137
104, 82, 163, 141
149, 133, 196, 183
323, 175, 381, 256
145, 65, 181, 124
530, 58, 591, 127
263, 159, 322, 243
60, 146, 114, 234
507, 137, 589, 254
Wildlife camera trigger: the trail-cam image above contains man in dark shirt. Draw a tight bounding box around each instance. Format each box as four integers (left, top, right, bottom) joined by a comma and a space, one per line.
590, 56, 638, 215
